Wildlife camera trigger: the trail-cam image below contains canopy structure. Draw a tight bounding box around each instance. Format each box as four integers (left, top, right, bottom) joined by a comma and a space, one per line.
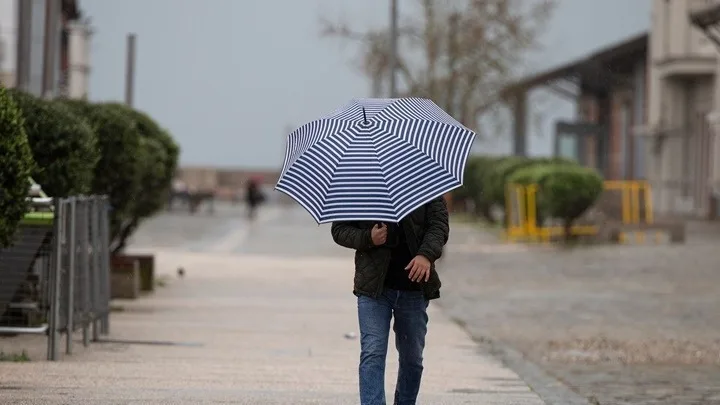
500, 33, 648, 157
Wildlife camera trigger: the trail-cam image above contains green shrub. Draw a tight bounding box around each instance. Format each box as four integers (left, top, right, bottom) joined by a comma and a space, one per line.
507, 163, 558, 226
100, 103, 180, 252
61, 100, 143, 249
482, 156, 533, 209
102, 103, 179, 207
455, 155, 507, 222
0, 87, 34, 247
11, 91, 98, 197
509, 163, 603, 240
541, 165, 603, 232
484, 156, 577, 210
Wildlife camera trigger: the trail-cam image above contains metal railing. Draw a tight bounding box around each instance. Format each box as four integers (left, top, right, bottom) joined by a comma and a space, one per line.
503, 181, 656, 243
0, 195, 111, 360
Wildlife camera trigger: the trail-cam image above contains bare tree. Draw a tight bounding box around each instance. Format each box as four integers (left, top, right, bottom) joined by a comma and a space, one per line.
319, 0, 555, 134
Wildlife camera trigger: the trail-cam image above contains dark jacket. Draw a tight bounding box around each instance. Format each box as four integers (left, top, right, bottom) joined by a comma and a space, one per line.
330, 197, 449, 300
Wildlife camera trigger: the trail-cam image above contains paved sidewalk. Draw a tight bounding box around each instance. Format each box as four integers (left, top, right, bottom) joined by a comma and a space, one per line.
0, 250, 545, 404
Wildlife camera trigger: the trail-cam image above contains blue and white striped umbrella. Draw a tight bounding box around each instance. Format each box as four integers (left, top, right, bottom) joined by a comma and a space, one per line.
275, 97, 476, 223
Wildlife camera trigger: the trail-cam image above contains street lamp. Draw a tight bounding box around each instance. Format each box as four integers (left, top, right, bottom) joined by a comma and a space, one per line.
389, 0, 398, 98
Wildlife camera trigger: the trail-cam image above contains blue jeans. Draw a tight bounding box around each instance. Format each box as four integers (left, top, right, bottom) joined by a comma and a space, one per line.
357, 289, 429, 405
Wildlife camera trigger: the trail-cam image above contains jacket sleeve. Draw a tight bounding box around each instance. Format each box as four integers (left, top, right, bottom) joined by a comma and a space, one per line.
416, 197, 450, 262
331, 221, 375, 251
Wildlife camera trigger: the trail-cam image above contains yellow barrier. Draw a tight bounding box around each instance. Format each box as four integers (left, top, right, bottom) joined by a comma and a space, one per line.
503, 184, 528, 242
503, 180, 655, 244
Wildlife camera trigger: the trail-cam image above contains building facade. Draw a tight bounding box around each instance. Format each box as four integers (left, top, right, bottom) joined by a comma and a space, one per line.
0, 0, 90, 99
64, 18, 91, 99
646, 0, 719, 218
0, 0, 18, 87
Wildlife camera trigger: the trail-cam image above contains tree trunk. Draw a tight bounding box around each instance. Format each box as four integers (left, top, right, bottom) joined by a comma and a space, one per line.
111, 217, 139, 255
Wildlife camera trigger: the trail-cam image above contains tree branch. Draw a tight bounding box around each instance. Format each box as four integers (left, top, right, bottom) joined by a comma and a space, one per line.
318, 0, 556, 132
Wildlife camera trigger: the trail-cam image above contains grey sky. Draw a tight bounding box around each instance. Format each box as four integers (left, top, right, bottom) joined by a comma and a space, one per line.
82, 0, 650, 169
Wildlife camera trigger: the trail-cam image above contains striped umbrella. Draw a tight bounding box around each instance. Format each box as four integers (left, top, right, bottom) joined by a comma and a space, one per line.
275, 97, 476, 223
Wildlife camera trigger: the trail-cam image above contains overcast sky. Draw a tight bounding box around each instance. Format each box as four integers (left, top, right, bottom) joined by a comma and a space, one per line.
82, 0, 651, 169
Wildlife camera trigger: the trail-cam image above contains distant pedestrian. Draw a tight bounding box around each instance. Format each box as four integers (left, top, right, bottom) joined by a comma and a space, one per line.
244, 177, 265, 220
331, 197, 449, 405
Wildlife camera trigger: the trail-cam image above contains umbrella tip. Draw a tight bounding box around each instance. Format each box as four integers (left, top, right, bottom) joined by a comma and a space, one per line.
362, 107, 368, 124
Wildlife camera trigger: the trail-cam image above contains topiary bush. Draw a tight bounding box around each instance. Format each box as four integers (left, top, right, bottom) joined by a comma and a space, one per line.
484, 156, 578, 211
507, 163, 560, 227
11, 90, 98, 197
455, 155, 506, 222
0, 87, 35, 247
61, 100, 143, 250
509, 164, 603, 240
100, 103, 180, 253
483, 156, 529, 210
541, 165, 603, 238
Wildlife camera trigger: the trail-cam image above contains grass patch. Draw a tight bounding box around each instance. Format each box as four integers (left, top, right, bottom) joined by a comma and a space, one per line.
0, 350, 30, 362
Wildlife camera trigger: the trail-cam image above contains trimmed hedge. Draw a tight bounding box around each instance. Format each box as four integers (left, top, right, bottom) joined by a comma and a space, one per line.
455, 155, 505, 222
539, 165, 603, 229
102, 103, 180, 216
482, 156, 576, 210
0, 91, 179, 253
0, 87, 34, 247
455, 153, 604, 240
9, 90, 98, 197
508, 163, 604, 238
61, 100, 143, 246
99, 103, 180, 252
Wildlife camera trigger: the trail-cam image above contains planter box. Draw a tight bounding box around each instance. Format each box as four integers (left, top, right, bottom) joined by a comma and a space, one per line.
121, 254, 155, 292
110, 256, 140, 299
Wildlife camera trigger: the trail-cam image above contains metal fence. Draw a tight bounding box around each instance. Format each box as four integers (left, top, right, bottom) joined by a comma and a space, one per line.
0, 195, 111, 360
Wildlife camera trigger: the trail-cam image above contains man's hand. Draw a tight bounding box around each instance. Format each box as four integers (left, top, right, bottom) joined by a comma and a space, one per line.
371, 223, 387, 246
406, 255, 431, 282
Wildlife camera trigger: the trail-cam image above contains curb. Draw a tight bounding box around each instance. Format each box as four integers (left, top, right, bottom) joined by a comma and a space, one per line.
457, 321, 593, 405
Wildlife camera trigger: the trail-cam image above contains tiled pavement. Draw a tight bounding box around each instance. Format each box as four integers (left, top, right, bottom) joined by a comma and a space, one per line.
0, 205, 550, 404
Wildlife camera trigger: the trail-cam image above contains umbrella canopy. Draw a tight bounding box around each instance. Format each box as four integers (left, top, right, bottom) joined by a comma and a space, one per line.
275, 97, 476, 223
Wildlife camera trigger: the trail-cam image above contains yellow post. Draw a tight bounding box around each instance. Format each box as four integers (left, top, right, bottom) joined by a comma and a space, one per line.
526, 185, 538, 242
643, 181, 654, 224
505, 184, 512, 241
621, 186, 631, 224
541, 227, 551, 244
516, 185, 527, 241
631, 182, 644, 243
631, 182, 640, 224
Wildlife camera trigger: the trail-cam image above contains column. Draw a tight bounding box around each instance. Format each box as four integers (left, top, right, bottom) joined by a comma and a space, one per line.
66, 20, 92, 99
510, 91, 527, 156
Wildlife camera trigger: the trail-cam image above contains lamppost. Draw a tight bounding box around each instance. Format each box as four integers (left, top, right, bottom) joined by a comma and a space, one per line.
389, 0, 398, 98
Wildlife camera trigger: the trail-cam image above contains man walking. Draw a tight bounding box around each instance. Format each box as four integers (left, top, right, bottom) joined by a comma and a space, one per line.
330, 196, 449, 405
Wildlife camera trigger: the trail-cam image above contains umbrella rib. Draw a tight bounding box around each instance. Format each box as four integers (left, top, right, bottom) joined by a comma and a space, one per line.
318, 126, 366, 212
384, 119, 462, 177
369, 132, 398, 219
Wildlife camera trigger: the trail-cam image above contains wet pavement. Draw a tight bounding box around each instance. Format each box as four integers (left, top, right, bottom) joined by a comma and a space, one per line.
439, 221, 720, 405
6, 201, 717, 404
0, 203, 550, 405
129, 203, 346, 259
126, 203, 720, 404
